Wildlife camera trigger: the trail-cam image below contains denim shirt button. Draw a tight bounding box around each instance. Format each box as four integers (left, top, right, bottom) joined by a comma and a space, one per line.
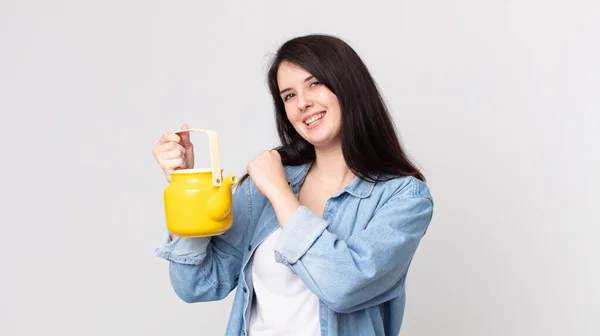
248, 245, 251, 251
243, 287, 247, 293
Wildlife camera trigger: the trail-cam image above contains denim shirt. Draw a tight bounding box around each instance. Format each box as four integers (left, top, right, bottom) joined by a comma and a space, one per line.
155, 163, 434, 336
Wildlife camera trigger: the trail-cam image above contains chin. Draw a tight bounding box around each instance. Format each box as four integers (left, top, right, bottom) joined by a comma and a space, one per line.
308, 136, 340, 149
295, 123, 340, 146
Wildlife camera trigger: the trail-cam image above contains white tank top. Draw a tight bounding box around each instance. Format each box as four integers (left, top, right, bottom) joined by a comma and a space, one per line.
248, 228, 320, 336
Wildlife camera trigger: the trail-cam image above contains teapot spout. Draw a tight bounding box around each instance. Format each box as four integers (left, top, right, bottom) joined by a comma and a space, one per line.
207, 175, 238, 221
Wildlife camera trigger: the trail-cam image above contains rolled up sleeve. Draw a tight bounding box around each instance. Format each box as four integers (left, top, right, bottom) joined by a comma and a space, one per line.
274, 206, 328, 265
154, 229, 212, 265
273, 192, 434, 313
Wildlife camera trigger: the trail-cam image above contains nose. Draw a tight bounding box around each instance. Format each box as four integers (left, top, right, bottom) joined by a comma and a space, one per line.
296, 91, 313, 111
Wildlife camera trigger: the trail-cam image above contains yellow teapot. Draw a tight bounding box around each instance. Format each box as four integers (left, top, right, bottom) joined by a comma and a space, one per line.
163, 129, 238, 237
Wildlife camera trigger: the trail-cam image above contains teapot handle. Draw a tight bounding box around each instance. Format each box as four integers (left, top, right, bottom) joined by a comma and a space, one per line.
173, 128, 223, 187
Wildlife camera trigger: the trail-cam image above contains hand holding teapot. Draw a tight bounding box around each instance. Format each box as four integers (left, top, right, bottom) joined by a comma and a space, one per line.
153, 124, 195, 182
154, 126, 238, 237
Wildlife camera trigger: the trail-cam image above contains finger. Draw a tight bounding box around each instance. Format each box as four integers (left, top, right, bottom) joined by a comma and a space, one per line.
154, 144, 183, 160
156, 134, 169, 146
159, 148, 186, 160
256, 150, 268, 161
162, 158, 186, 171
179, 124, 193, 148
158, 142, 185, 153
157, 130, 182, 145
156, 132, 178, 146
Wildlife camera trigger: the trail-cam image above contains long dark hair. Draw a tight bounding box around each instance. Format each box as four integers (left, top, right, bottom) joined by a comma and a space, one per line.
238, 34, 425, 187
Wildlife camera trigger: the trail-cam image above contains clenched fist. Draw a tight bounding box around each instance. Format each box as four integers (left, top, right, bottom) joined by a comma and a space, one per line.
152, 124, 195, 182
247, 150, 289, 199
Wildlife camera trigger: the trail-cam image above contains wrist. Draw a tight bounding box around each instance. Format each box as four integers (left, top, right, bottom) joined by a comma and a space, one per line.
269, 188, 300, 227
265, 182, 292, 201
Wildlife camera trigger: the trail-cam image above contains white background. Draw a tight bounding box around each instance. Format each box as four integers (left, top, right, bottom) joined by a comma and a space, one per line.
1, 0, 598, 335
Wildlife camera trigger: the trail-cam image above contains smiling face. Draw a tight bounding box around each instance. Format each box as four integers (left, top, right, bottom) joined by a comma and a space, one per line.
276, 61, 343, 149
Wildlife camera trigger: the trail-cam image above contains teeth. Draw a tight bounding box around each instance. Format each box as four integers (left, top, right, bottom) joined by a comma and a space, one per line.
305, 113, 325, 125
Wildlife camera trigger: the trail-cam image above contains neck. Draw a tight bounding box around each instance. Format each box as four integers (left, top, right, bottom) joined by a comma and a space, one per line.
311, 143, 355, 188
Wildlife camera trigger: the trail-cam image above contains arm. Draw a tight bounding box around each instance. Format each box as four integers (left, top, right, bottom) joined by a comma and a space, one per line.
246, 151, 433, 312
273, 186, 434, 313
154, 179, 256, 303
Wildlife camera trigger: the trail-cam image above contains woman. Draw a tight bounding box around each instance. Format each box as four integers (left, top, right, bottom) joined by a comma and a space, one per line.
153, 34, 434, 336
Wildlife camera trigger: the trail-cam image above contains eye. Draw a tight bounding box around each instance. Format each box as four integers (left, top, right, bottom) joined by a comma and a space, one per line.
283, 93, 295, 101
310, 81, 321, 87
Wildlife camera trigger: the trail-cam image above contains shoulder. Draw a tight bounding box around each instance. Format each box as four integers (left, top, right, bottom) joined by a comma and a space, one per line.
372, 174, 433, 204
366, 176, 434, 228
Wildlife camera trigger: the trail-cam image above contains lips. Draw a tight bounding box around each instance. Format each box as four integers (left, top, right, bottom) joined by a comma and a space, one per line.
303, 111, 326, 125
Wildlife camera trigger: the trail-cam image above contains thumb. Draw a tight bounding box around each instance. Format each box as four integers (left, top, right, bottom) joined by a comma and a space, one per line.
179, 124, 193, 148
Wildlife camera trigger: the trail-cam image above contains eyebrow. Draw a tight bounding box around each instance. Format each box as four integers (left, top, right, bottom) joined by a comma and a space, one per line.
279, 76, 315, 95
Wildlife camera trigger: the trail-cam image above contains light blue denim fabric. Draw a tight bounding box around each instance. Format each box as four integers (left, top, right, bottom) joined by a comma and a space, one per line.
155, 163, 434, 336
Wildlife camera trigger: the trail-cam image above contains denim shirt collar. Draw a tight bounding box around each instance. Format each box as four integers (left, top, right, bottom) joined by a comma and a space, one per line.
285, 162, 377, 199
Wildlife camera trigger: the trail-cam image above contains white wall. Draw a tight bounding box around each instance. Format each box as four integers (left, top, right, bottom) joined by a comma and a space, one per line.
1, 0, 598, 335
